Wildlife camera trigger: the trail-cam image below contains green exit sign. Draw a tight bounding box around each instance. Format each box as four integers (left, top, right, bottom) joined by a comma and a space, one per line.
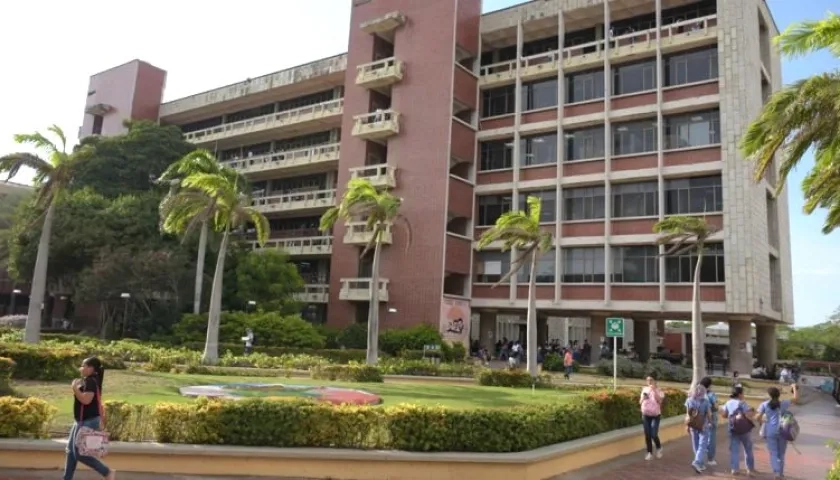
606, 317, 625, 338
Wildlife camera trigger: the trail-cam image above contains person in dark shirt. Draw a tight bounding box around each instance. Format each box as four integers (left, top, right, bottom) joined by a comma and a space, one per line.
64, 357, 115, 480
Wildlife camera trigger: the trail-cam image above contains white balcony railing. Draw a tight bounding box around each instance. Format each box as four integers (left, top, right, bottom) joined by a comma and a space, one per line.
348, 164, 397, 188
356, 57, 405, 88
351, 110, 400, 140
253, 236, 333, 256
293, 284, 329, 304
339, 278, 390, 302
343, 222, 393, 245
223, 143, 339, 174
184, 98, 344, 143
251, 189, 336, 213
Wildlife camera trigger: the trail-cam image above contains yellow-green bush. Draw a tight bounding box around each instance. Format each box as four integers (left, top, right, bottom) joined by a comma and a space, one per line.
475, 368, 553, 388
310, 364, 384, 383
0, 396, 56, 438
0, 343, 84, 381
0, 357, 14, 395
104, 401, 155, 441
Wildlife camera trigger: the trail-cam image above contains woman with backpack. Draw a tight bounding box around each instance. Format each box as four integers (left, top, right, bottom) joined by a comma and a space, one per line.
756, 384, 799, 480
684, 384, 714, 473
721, 386, 756, 476
640, 375, 665, 460
699, 377, 719, 466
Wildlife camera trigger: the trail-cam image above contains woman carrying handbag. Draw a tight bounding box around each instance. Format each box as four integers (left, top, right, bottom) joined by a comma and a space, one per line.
64, 357, 116, 480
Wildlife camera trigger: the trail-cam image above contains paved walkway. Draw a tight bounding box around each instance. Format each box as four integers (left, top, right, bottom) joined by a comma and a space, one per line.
558, 390, 839, 480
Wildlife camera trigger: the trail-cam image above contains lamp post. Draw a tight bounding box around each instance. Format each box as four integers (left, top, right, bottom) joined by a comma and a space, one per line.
10, 289, 21, 315
120, 293, 131, 337
247, 300, 256, 313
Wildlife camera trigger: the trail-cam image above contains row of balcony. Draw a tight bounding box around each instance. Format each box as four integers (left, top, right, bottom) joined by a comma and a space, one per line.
291, 279, 391, 303
480, 14, 718, 88
250, 222, 392, 255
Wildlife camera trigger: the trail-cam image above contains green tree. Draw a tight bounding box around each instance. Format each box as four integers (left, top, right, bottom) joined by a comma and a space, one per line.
161, 171, 269, 364
654, 216, 719, 388
741, 12, 840, 233
319, 178, 410, 365
158, 149, 246, 315
0, 125, 82, 343
234, 250, 304, 313
475, 196, 552, 378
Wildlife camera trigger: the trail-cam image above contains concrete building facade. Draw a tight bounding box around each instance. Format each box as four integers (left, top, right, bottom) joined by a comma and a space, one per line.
80, 0, 792, 374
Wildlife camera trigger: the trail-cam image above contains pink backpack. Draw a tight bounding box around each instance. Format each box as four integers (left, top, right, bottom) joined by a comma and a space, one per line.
641, 388, 662, 416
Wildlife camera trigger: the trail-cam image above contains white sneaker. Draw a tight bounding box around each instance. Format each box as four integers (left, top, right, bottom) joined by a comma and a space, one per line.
655, 448, 663, 459
708, 460, 717, 466
645, 453, 653, 461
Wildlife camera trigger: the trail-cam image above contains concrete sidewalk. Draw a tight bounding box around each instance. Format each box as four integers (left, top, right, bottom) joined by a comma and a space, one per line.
557, 390, 839, 479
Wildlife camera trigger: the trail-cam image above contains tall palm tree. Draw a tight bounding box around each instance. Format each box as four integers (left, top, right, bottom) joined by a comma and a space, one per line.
158, 149, 246, 314
160, 172, 268, 364
742, 12, 840, 234
476, 196, 552, 378
0, 125, 79, 343
653, 216, 719, 388
319, 178, 410, 365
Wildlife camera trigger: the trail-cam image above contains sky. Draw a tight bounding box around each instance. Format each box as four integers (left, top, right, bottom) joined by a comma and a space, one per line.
0, 0, 837, 326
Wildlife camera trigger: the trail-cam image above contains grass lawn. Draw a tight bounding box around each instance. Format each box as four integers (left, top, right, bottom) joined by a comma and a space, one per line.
13, 370, 579, 426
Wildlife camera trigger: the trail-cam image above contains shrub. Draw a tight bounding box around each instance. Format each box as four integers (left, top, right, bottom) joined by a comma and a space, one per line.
379, 358, 475, 378
475, 369, 553, 388
336, 323, 368, 349
542, 353, 581, 373
596, 357, 693, 383
0, 357, 14, 395
829, 441, 840, 480
379, 324, 443, 356
174, 312, 326, 349
104, 401, 155, 441
182, 343, 367, 364
0, 396, 56, 438
0, 343, 84, 381
310, 364, 384, 383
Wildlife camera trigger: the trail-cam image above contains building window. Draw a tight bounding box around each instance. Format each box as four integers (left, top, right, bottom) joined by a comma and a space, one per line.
612, 181, 658, 218
613, 119, 658, 156
565, 126, 605, 161
477, 194, 513, 226
517, 249, 557, 283
480, 140, 513, 171
665, 110, 720, 149
481, 85, 515, 117
566, 69, 604, 103
613, 60, 657, 96
523, 78, 558, 110
518, 190, 557, 223
665, 47, 719, 87
91, 115, 104, 135
665, 175, 723, 214
612, 246, 659, 283
562, 247, 605, 283
665, 243, 725, 283
521, 133, 557, 166
475, 251, 511, 283
563, 186, 606, 221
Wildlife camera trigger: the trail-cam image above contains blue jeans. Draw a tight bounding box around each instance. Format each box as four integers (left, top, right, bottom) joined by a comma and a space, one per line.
765, 434, 788, 475
707, 421, 717, 461
564, 365, 573, 378
690, 426, 711, 467
64, 417, 110, 480
642, 415, 662, 453
729, 432, 755, 472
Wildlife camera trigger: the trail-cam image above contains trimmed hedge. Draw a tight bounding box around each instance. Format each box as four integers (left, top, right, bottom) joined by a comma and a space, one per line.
310, 364, 384, 383
0, 396, 56, 438
184, 343, 369, 364
95, 387, 687, 452
0, 357, 14, 395
0, 343, 85, 381
476, 369, 553, 388
829, 441, 840, 480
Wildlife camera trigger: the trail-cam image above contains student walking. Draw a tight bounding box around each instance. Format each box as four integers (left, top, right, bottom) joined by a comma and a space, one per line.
721, 386, 756, 476
64, 357, 116, 480
563, 348, 574, 380
699, 377, 719, 466
757, 384, 800, 480
685, 384, 714, 473
640, 375, 665, 460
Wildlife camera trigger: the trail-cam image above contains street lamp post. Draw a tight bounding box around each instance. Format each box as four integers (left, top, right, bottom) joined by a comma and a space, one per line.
120, 293, 131, 337
10, 288, 21, 315
247, 300, 256, 313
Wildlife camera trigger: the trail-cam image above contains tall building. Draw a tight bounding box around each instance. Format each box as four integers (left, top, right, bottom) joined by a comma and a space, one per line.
82, 0, 792, 375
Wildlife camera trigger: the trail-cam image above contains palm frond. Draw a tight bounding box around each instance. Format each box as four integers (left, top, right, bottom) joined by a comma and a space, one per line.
46, 125, 68, 154
0, 153, 53, 181
12, 132, 59, 155
654, 216, 716, 256
775, 12, 840, 58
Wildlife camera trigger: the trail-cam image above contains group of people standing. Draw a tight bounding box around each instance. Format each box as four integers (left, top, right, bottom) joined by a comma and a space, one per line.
640, 374, 800, 479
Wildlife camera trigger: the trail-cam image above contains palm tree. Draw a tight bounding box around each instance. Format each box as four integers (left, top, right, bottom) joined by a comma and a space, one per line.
653, 216, 719, 388
319, 178, 410, 365
158, 149, 246, 314
741, 12, 840, 234
160, 172, 268, 364
476, 196, 553, 378
0, 126, 79, 343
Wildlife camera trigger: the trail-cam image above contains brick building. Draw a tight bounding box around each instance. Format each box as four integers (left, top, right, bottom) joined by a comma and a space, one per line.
78, 0, 792, 374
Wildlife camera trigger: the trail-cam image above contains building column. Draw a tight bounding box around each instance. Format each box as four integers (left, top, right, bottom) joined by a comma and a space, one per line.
634, 319, 652, 362
728, 320, 753, 377
755, 323, 777, 369
478, 311, 497, 351
537, 315, 549, 347
589, 316, 606, 363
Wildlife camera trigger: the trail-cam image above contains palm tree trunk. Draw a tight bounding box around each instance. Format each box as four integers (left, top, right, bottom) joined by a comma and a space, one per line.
690, 247, 706, 388
193, 221, 209, 314
202, 228, 230, 365
526, 250, 539, 378
24, 203, 55, 343
366, 236, 382, 366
